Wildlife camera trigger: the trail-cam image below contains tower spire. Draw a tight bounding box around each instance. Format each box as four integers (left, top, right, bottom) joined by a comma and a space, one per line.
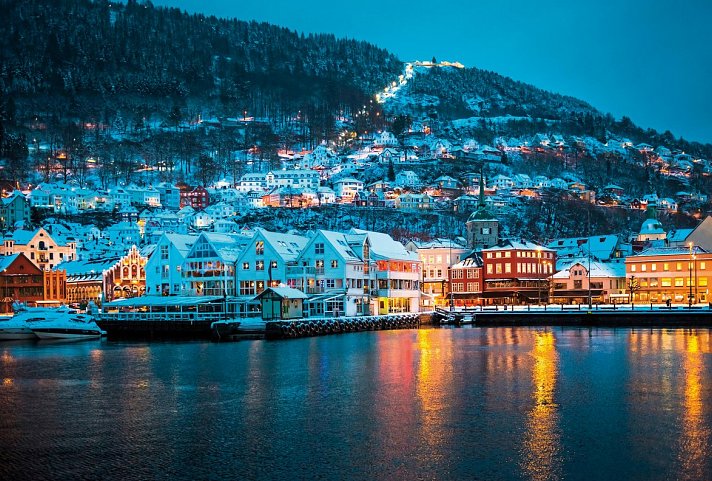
478, 167, 486, 208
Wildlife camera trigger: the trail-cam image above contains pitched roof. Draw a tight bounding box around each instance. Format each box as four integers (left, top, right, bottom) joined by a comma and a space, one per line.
200, 232, 253, 263
482, 239, 553, 252
256, 228, 308, 262
255, 286, 309, 300
349, 229, 418, 261
552, 259, 626, 279
0, 253, 21, 273
317, 230, 362, 262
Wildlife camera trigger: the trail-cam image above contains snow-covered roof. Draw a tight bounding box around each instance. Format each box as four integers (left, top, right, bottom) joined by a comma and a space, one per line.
640, 218, 665, 235
318, 230, 362, 262
552, 259, 626, 279
256, 286, 309, 300
634, 246, 707, 257
349, 228, 418, 261
482, 239, 553, 252
0, 253, 21, 273
256, 228, 308, 262
667, 228, 694, 243
452, 251, 483, 269
408, 238, 466, 250
58, 257, 120, 276
547, 235, 620, 260
201, 232, 253, 263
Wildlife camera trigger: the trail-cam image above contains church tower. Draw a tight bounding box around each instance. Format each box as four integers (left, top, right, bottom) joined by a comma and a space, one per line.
465, 170, 499, 249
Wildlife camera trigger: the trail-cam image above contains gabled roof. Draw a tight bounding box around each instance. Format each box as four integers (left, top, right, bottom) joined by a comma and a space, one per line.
314, 230, 362, 262
255, 228, 308, 262
349, 228, 418, 261
452, 251, 483, 268
197, 232, 253, 263
0, 253, 21, 273
255, 286, 308, 300
552, 259, 626, 279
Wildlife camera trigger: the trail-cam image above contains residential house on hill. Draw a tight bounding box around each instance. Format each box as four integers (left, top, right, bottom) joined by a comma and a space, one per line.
1, 227, 76, 270
0, 192, 30, 229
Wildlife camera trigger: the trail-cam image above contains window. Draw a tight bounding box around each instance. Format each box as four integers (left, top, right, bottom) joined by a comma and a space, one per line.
674, 278, 684, 287
452, 269, 464, 279
701, 262, 706, 270
487, 264, 493, 274
239, 281, 256, 295
631, 265, 637, 272
160, 245, 169, 260
242, 262, 250, 270
255, 241, 264, 256
505, 263, 511, 273
495, 263, 502, 274
651, 263, 657, 271
270, 261, 278, 269
641, 264, 647, 272
256, 260, 264, 271
661, 278, 672, 287
676, 263, 682, 271
663, 263, 669, 271
331, 260, 338, 268
505, 252, 511, 258
315, 243, 325, 255
700, 277, 708, 287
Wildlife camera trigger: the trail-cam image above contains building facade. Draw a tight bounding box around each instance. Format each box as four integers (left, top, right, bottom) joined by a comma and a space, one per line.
625, 246, 710, 304
1, 227, 77, 271
481, 240, 555, 304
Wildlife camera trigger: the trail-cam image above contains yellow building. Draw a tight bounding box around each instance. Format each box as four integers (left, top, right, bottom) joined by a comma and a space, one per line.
625, 246, 710, 304
1, 227, 76, 271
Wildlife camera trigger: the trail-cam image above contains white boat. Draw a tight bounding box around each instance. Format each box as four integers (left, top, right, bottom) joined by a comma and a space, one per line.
0, 309, 58, 340
31, 313, 103, 340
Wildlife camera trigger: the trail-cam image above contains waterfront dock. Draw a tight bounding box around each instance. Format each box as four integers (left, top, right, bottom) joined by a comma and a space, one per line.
434, 304, 712, 327
264, 313, 424, 340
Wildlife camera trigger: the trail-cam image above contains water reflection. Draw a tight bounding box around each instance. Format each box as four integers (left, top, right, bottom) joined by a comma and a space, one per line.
522, 330, 561, 481
415, 329, 454, 454
677, 331, 710, 481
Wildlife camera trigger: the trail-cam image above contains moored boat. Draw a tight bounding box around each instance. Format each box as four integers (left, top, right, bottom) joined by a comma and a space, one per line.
0, 309, 59, 340
30, 313, 103, 340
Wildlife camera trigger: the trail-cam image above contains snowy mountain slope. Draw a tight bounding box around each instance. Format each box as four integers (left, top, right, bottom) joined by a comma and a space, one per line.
377, 60, 600, 123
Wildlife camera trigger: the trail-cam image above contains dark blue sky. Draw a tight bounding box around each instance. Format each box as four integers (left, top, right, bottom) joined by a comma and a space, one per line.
153, 0, 712, 144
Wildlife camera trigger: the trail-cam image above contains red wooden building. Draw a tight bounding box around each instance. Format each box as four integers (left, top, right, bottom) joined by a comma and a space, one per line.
480, 240, 556, 305
0, 253, 66, 312
180, 186, 210, 210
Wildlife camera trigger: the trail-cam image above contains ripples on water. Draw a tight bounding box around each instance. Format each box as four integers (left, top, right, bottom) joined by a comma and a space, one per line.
1, 328, 712, 481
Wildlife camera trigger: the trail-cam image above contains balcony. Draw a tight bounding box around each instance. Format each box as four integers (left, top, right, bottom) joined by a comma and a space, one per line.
287, 266, 316, 277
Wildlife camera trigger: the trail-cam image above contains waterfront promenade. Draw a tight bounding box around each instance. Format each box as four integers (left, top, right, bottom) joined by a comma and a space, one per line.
436, 303, 712, 327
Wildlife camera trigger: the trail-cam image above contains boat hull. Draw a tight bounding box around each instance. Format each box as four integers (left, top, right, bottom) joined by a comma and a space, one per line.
32, 328, 102, 340
0, 328, 38, 340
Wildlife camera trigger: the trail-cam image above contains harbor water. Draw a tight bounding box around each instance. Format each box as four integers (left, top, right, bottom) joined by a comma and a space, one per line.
2, 327, 712, 480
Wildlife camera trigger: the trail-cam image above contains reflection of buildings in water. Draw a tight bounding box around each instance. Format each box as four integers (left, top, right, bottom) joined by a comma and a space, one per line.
521, 330, 561, 481
676, 332, 710, 481
484, 328, 525, 390
415, 329, 454, 451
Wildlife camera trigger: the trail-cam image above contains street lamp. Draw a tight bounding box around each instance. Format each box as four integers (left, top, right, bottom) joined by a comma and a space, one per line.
689, 242, 694, 308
